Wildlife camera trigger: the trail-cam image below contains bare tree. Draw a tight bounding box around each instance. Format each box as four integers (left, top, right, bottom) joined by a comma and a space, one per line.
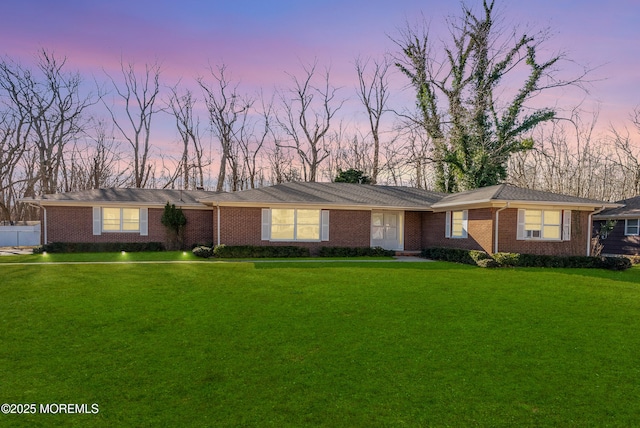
267, 144, 302, 184
104, 59, 162, 188
166, 86, 208, 189
507, 109, 629, 202
325, 131, 372, 182
277, 60, 344, 182
198, 65, 252, 191
0, 50, 92, 196
237, 92, 272, 189
0, 111, 26, 221
611, 107, 640, 198
355, 56, 391, 184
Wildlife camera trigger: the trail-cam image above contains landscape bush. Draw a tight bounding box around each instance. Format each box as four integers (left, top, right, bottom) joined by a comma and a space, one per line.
318, 246, 395, 257
599, 256, 632, 271
212, 245, 310, 258
192, 246, 213, 258
475, 258, 499, 268
423, 247, 632, 270
492, 252, 520, 267
39, 242, 165, 253
626, 255, 640, 265
421, 247, 491, 266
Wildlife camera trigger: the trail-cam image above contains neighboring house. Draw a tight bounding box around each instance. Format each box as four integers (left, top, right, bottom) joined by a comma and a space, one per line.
593, 196, 640, 255
21, 182, 619, 256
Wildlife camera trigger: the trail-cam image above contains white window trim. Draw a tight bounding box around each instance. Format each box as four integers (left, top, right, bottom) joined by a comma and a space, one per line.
625, 219, 639, 236
445, 210, 468, 239
96, 207, 146, 234
517, 209, 570, 241
261, 208, 329, 242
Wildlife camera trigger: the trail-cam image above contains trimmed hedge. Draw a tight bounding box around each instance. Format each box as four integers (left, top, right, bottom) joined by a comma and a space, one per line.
36, 242, 165, 253
423, 247, 632, 271
213, 245, 310, 258
192, 245, 396, 259
318, 246, 395, 257
421, 247, 492, 266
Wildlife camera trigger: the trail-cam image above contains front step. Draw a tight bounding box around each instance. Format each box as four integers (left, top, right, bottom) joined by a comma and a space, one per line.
394, 250, 422, 257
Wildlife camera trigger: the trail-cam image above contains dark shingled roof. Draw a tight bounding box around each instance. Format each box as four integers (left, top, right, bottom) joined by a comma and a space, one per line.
432, 184, 613, 208
594, 195, 640, 218
25, 182, 616, 210
199, 182, 447, 209
34, 188, 216, 206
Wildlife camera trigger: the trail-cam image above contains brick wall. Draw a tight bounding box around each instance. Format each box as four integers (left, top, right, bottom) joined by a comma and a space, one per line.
420, 208, 589, 256
495, 209, 589, 256
422, 209, 494, 253
216, 207, 371, 254
404, 211, 424, 251
45, 206, 213, 248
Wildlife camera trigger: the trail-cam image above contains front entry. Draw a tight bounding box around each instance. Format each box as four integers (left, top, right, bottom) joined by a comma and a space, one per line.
371, 211, 404, 251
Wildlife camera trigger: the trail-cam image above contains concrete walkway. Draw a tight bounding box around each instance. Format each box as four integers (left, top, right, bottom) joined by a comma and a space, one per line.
394, 256, 432, 262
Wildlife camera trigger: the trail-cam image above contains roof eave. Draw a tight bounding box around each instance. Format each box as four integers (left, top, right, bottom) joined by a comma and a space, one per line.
28, 199, 210, 209
593, 213, 640, 219
431, 199, 621, 211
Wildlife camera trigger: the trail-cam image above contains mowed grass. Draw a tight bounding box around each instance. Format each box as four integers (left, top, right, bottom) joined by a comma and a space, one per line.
1, 259, 640, 427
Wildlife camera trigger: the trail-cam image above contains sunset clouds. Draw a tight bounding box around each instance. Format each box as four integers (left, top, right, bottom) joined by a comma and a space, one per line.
3, 0, 639, 133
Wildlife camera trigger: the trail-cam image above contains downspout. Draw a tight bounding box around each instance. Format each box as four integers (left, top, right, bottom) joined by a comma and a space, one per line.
43, 206, 47, 245
587, 206, 606, 256
494, 203, 509, 254
216, 203, 221, 247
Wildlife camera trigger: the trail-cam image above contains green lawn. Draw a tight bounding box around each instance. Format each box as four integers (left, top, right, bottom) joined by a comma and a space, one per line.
1, 258, 640, 426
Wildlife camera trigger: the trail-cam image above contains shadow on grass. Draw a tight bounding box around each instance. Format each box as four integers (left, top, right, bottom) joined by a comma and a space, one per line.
252, 261, 640, 285
544, 266, 640, 286
251, 260, 475, 271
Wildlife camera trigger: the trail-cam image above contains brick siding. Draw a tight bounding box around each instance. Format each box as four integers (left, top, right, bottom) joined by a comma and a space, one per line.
495, 209, 589, 256
45, 206, 213, 248
404, 211, 424, 251
422, 209, 494, 253
215, 207, 371, 255
421, 208, 589, 256
45, 204, 593, 257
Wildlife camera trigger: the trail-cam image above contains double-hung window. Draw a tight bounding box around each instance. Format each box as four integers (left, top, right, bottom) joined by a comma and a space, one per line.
93, 207, 148, 236
445, 210, 468, 238
517, 209, 571, 241
625, 219, 639, 236
102, 207, 140, 232
262, 208, 329, 242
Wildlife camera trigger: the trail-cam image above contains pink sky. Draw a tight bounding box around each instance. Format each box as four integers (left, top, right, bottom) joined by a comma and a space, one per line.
2, 0, 639, 158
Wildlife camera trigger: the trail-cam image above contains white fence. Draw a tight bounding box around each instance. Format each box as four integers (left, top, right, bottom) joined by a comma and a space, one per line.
0, 224, 41, 247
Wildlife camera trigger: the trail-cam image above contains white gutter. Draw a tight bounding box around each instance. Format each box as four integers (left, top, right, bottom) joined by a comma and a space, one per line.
587, 206, 607, 256
494, 203, 509, 254
43, 206, 47, 245
432, 199, 622, 210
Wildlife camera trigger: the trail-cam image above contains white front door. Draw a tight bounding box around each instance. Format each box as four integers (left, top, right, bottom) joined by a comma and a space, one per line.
371, 211, 403, 250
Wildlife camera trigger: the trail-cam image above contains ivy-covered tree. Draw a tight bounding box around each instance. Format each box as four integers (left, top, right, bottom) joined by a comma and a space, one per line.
394, 0, 587, 192
334, 168, 372, 184
161, 202, 187, 250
